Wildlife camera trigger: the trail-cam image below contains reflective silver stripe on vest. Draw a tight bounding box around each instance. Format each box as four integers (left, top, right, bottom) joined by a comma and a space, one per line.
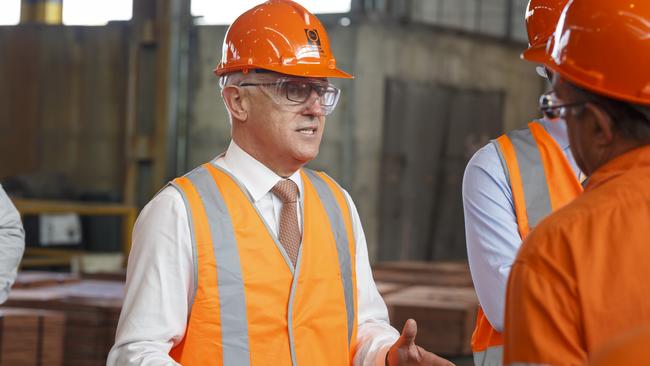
169, 182, 199, 314
186, 166, 251, 366
492, 122, 552, 229
304, 169, 355, 346
287, 242, 302, 366
492, 140, 511, 188
473, 345, 503, 366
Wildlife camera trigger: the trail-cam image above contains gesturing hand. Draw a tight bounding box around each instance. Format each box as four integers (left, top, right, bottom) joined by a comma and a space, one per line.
386, 319, 455, 366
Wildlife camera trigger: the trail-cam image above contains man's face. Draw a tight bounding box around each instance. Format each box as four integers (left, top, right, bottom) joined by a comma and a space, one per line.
552, 75, 606, 176
242, 73, 330, 170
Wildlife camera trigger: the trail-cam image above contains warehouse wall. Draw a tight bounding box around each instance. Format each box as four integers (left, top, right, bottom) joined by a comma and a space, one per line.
352, 23, 543, 260
187, 21, 544, 261
0, 25, 129, 198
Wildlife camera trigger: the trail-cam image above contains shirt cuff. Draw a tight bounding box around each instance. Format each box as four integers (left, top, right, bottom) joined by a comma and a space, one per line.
376, 344, 392, 366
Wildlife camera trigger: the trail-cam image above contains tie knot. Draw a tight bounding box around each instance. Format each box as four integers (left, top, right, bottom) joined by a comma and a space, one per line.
271, 179, 299, 203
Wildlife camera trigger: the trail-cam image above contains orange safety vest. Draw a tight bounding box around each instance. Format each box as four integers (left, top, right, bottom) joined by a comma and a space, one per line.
471, 121, 583, 365
167, 163, 358, 365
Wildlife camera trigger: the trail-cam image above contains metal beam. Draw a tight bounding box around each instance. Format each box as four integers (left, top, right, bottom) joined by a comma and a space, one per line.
123, 0, 192, 207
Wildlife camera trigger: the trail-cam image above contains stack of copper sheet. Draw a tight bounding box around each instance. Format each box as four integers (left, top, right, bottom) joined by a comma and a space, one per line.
80, 270, 126, 282
383, 286, 478, 356
0, 308, 65, 366
374, 281, 407, 297
5, 279, 123, 366
373, 261, 473, 288
13, 271, 80, 289
373, 261, 478, 357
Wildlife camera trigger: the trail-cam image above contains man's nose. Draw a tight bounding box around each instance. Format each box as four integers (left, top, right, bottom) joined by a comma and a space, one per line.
303, 90, 326, 116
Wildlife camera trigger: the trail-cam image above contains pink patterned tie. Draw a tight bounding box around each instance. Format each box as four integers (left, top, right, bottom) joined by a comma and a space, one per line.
271, 179, 301, 266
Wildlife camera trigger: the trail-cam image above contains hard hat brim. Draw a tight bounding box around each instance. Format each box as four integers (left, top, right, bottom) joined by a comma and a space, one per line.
215, 64, 354, 79
544, 60, 650, 106
520, 43, 550, 63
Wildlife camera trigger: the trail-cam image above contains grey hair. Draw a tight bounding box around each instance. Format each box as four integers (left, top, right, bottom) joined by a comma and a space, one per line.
219, 72, 246, 90
219, 71, 271, 125
219, 70, 279, 89
219, 72, 245, 125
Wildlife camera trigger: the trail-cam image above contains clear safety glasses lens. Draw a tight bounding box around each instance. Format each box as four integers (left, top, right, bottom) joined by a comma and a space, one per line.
539, 92, 586, 120
283, 79, 340, 106
239, 78, 341, 115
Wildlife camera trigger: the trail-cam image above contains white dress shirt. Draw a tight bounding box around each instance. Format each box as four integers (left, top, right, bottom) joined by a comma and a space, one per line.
463, 118, 581, 332
0, 184, 25, 304
108, 141, 399, 366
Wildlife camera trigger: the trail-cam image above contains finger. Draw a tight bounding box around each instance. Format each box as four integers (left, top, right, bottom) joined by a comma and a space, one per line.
398, 318, 418, 347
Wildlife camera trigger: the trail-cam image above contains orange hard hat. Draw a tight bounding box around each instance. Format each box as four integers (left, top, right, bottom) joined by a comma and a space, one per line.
541, 0, 650, 105
215, 0, 353, 79
521, 0, 568, 63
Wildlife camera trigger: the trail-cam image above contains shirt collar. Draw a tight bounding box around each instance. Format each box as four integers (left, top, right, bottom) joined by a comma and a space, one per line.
586, 144, 650, 191
540, 117, 570, 150
220, 141, 303, 202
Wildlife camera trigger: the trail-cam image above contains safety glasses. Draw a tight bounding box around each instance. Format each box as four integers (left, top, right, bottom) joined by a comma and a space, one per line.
539, 91, 587, 119
239, 77, 341, 115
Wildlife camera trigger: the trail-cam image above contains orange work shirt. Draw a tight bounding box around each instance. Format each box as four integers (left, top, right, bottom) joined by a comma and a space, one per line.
589, 326, 650, 366
504, 145, 650, 365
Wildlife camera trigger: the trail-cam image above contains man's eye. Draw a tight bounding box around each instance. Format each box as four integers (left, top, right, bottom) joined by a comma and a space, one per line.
288, 82, 307, 92
313, 86, 326, 96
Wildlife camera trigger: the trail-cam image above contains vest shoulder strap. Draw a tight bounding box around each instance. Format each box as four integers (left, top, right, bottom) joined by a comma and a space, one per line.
491, 121, 553, 237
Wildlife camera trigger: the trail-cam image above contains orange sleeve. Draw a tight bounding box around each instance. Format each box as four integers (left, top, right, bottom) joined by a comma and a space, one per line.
504, 230, 586, 365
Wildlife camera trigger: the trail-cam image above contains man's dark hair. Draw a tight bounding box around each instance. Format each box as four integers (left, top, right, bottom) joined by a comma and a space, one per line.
570, 83, 650, 141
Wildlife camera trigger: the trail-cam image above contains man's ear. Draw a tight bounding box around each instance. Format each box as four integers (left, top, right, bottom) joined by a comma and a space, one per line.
584, 103, 616, 148
222, 86, 248, 122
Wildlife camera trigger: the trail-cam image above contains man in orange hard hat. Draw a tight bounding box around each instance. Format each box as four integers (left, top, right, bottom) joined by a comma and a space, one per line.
504, 0, 650, 364
108, 1, 453, 365
463, 1, 582, 364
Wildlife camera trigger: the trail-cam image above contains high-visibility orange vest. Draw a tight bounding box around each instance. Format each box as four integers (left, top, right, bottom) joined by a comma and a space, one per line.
471, 121, 583, 365
168, 163, 358, 365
